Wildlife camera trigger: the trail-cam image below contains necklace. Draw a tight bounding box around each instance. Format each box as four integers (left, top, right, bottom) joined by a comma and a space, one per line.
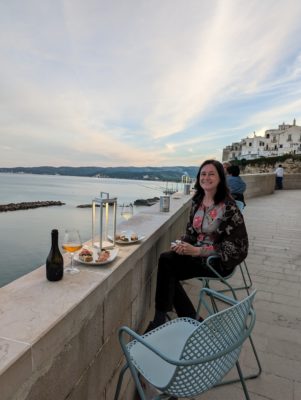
202, 198, 214, 208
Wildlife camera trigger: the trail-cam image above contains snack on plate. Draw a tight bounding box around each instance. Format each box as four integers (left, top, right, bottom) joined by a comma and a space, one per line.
119, 233, 129, 242
130, 233, 138, 241
79, 248, 93, 262
97, 250, 110, 262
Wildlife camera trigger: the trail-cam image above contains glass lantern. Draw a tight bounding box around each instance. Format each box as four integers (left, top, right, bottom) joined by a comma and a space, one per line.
92, 192, 117, 250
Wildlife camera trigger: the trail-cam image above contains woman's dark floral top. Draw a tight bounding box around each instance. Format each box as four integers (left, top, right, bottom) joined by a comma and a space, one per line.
181, 196, 248, 270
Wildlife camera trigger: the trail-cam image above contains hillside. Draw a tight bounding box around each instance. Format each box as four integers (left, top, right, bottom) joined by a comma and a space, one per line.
0, 166, 199, 182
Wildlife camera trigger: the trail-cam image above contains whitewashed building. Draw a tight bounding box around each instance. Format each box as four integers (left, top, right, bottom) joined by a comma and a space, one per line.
222, 119, 301, 161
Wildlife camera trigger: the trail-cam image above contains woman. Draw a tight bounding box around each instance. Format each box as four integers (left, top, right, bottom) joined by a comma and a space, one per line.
146, 159, 248, 331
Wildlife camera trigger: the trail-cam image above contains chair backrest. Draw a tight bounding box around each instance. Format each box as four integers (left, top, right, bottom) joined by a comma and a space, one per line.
235, 200, 245, 211
164, 291, 256, 397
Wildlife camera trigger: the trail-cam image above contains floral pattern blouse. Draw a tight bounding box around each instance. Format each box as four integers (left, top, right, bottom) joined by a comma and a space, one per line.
192, 202, 225, 257
181, 195, 248, 270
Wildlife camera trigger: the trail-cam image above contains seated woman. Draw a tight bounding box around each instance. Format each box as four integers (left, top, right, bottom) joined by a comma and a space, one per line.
146, 159, 248, 331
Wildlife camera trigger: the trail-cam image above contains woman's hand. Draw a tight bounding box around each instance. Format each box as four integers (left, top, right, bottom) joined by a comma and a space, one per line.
171, 241, 200, 257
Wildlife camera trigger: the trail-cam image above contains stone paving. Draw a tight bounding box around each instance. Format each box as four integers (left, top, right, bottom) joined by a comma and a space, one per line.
182, 189, 301, 400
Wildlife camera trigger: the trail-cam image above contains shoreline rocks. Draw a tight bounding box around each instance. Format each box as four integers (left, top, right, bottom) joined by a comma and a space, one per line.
134, 197, 160, 206
77, 198, 160, 208
0, 201, 65, 212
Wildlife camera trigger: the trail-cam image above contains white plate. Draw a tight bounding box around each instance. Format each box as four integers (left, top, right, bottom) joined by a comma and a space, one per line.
74, 248, 119, 266
108, 234, 145, 245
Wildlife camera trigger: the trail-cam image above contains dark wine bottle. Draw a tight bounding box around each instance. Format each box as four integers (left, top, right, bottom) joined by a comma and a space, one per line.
46, 229, 64, 281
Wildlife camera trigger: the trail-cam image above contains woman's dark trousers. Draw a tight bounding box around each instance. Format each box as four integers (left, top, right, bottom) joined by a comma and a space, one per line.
155, 251, 228, 319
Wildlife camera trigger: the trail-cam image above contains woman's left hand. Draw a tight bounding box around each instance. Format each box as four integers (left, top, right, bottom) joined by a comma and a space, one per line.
172, 241, 200, 257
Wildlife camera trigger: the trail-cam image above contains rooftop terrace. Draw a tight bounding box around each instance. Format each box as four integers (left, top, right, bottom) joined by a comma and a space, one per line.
183, 189, 301, 400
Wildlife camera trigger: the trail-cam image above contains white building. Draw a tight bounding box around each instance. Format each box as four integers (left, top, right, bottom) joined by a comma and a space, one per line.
222, 119, 301, 161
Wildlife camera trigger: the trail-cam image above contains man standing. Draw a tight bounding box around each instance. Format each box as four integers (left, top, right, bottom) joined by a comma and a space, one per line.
275, 164, 284, 190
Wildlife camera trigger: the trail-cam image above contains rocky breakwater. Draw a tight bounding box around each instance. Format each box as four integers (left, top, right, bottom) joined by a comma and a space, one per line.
0, 201, 65, 212
134, 197, 160, 206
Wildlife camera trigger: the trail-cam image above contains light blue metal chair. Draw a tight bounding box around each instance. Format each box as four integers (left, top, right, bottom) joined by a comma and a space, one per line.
235, 199, 245, 211
235, 199, 253, 294
114, 289, 257, 400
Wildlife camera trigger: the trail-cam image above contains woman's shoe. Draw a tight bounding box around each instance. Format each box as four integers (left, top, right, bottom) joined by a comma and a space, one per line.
143, 321, 157, 334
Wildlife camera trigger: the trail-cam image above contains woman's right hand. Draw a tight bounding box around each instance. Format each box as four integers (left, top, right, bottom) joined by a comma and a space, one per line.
171, 241, 201, 257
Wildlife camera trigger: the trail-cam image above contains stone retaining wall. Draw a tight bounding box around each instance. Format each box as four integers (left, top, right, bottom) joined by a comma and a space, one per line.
281, 173, 301, 189
0, 195, 192, 400
0, 173, 299, 400
242, 173, 275, 199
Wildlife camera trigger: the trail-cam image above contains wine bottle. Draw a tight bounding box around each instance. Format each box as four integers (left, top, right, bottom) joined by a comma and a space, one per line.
46, 229, 64, 281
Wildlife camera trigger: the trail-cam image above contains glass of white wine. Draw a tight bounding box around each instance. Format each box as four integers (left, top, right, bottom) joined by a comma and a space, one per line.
62, 229, 82, 274
121, 203, 134, 220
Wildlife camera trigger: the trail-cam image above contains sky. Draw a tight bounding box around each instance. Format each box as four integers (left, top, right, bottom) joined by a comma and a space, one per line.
1, 0, 301, 168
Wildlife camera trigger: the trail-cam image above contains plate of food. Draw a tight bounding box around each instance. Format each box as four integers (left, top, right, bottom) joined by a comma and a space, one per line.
108, 231, 145, 245
74, 247, 119, 266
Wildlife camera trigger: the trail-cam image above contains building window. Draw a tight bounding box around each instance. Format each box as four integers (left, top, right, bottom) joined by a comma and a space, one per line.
279, 144, 283, 148
287, 134, 292, 142
249, 142, 252, 146
266, 134, 270, 138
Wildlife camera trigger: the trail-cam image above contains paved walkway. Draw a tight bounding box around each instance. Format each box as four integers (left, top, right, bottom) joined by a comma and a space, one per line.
184, 190, 301, 400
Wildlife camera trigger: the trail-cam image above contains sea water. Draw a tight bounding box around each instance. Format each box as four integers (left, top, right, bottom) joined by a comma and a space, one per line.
0, 173, 166, 288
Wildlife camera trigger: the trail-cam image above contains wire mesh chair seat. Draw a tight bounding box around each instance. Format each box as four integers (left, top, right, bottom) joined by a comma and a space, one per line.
114, 289, 257, 400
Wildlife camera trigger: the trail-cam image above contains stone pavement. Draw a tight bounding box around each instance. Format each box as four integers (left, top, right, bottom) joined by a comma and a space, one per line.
183, 189, 301, 400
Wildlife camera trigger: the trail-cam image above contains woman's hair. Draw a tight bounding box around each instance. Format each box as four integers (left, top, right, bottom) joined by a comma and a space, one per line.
193, 159, 230, 204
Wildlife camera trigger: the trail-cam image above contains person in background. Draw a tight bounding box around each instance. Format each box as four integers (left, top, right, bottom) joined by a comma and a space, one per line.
145, 159, 248, 332
223, 161, 231, 175
275, 164, 284, 190
226, 164, 247, 205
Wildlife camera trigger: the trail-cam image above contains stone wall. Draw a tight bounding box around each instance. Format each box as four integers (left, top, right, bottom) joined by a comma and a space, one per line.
242, 173, 275, 199
281, 173, 301, 189
241, 172, 301, 195
0, 195, 192, 400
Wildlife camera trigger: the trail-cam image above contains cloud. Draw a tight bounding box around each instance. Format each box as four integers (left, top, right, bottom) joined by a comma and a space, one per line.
1, 0, 301, 167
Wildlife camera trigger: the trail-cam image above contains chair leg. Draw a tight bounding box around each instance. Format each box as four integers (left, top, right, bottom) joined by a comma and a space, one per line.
242, 260, 253, 290
243, 335, 262, 380
214, 334, 262, 389
127, 363, 148, 400
114, 364, 129, 400
235, 361, 251, 400
208, 260, 252, 296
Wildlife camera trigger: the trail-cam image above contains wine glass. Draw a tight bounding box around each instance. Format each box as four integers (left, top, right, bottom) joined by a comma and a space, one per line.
62, 229, 82, 274
121, 203, 134, 220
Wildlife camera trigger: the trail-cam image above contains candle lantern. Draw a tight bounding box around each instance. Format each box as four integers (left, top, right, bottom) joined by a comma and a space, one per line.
92, 192, 117, 250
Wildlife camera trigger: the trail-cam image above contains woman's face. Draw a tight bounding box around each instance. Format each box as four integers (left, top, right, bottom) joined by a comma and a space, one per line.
199, 163, 220, 193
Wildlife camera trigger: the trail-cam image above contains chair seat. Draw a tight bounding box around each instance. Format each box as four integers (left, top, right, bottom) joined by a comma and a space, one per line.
128, 318, 199, 388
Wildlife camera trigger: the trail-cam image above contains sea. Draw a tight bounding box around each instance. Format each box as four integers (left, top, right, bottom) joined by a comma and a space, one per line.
0, 173, 175, 288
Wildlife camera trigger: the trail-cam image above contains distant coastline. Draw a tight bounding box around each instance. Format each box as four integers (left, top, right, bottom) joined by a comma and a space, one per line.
0, 166, 199, 182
